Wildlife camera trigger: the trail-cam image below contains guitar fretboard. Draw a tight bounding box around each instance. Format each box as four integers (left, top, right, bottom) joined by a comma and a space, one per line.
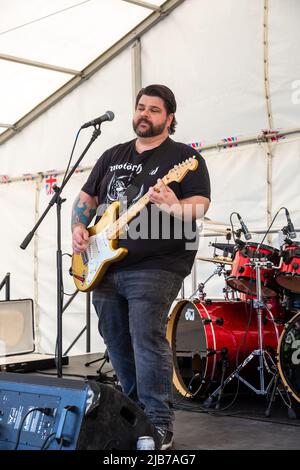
104, 158, 198, 240
106, 193, 150, 239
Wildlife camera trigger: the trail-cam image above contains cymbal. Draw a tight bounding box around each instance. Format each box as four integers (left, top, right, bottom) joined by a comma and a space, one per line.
211, 242, 236, 254
203, 217, 229, 226
203, 227, 231, 234
197, 256, 233, 265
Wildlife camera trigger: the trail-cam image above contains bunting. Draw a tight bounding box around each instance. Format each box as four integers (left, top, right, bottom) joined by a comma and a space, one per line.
188, 141, 205, 153
0, 175, 10, 183
221, 136, 238, 148
44, 172, 58, 195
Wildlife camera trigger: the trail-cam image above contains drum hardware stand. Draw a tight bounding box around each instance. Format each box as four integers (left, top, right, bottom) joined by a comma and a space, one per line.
223, 285, 237, 301
85, 350, 119, 387
189, 264, 228, 301
203, 260, 279, 408
265, 370, 297, 418
215, 350, 229, 410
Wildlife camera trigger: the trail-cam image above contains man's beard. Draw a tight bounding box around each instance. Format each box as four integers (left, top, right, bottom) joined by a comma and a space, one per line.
132, 117, 168, 137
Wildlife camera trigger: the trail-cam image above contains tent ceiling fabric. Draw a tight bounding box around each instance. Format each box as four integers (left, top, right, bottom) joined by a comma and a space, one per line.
0, 0, 165, 130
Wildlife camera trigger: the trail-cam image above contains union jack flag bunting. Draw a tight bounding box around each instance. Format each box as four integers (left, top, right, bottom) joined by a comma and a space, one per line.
45, 173, 57, 195
22, 173, 34, 181
0, 175, 10, 184
188, 141, 205, 153
221, 136, 238, 148
262, 129, 285, 142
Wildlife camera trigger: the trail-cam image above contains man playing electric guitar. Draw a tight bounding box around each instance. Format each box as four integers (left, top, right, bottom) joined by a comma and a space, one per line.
71, 84, 210, 449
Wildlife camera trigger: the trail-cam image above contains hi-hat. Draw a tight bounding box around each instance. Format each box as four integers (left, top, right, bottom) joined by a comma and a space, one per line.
197, 256, 233, 265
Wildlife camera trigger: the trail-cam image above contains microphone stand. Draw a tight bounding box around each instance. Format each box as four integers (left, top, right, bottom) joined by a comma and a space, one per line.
20, 125, 102, 378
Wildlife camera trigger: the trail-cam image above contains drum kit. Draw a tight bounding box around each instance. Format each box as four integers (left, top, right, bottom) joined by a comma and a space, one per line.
167, 215, 300, 414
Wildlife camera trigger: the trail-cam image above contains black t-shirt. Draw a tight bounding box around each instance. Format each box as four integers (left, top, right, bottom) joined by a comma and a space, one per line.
81, 137, 211, 278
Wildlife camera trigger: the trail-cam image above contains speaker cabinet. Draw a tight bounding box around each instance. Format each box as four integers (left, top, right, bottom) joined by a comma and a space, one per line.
0, 372, 158, 450
0, 299, 34, 357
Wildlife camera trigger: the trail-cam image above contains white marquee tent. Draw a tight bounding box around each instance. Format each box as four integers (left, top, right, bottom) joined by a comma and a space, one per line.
0, 0, 300, 356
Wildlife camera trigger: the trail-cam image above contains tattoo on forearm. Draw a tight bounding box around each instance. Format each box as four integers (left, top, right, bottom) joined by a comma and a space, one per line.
72, 196, 96, 228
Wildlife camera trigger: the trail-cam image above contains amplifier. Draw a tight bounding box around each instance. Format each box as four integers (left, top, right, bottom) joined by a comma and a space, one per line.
0, 299, 34, 357
0, 372, 157, 450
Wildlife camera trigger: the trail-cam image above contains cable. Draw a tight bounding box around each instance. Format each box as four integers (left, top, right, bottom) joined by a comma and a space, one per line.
255, 206, 287, 253
41, 432, 56, 450
14, 407, 53, 450
62, 253, 78, 296
230, 212, 239, 244
60, 129, 82, 186
174, 397, 300, 427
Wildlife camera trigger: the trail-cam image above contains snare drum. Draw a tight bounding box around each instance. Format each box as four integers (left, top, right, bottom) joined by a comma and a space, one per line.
167, 299, 282, 397
278, 312, 300, 403
276, 243, 300, 293
226, 243, 279, 297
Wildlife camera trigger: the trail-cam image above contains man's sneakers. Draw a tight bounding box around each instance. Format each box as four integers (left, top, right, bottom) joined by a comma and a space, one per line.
155, 426, 174, 450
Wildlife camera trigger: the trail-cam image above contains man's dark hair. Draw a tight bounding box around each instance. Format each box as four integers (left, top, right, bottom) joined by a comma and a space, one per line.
135, 84, 177, 135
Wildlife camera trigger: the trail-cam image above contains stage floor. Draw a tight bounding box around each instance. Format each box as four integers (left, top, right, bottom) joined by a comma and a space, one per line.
6, 351, 300, 450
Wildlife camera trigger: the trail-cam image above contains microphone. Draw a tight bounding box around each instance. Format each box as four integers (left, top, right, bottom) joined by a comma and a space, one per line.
81, 111, 115, 129
237, 213, 252, 240
285, 208, 297, 239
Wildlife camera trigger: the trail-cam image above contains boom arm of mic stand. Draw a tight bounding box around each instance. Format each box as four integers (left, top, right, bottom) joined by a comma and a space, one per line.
20, 126, 101, 250
19, 126, 102, 378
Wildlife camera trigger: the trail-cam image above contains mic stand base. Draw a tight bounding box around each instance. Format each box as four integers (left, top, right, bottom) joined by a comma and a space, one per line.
84, 355, 106, 367
203, 349, 276, 409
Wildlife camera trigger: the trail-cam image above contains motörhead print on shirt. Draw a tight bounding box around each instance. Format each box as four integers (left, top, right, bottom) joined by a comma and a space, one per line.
82, 137, 210, 278
106, 172, 144, 205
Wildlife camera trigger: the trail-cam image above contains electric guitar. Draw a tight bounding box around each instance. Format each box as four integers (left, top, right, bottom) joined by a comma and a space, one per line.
71, 157, 198, 292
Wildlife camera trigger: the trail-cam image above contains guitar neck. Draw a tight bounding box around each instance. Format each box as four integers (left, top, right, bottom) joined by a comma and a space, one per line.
107, 176, 168, 240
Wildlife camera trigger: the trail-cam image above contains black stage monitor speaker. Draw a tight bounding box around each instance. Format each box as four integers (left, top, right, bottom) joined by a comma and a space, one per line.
0, 372, 158, 450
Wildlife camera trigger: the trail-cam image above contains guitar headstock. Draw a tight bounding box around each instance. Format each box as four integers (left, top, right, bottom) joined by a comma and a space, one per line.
163, 156, 199, 184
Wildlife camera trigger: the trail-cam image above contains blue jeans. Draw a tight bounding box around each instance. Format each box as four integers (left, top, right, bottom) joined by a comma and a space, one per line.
92, 269, 183, 430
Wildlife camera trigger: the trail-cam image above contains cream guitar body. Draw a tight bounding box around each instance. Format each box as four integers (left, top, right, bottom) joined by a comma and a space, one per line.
71, 201, 128, 292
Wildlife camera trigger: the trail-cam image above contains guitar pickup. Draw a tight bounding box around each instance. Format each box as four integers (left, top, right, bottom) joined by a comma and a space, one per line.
81, 252, 88, 265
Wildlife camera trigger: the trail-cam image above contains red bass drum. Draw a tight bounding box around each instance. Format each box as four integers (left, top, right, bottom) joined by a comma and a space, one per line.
278, 312, 300, 403
167, 299, 283, 397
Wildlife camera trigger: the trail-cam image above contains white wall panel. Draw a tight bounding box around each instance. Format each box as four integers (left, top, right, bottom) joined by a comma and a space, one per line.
0, 180, 35, 300
268, 0, 300, 128
141, 0, 267, 143
272, 137, 300, 227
